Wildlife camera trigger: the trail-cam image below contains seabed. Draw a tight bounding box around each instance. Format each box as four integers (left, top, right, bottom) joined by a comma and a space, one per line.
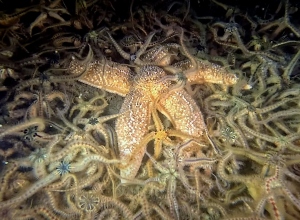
0, 0, 300, 219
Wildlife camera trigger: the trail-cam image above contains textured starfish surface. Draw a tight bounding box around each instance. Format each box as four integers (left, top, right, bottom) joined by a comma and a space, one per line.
68, 40, 238, 180
69, 58, 134, 96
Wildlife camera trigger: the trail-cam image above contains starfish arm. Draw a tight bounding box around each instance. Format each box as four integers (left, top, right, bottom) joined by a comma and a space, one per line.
69, 59, 133, 96
186, 60, 238, 86
172, 59, 238, 86
116, 66, 171, 181
141, 43, 180, 66
116, 89, 152, 181
158, 90, 206, 138
187, 60, 238, 85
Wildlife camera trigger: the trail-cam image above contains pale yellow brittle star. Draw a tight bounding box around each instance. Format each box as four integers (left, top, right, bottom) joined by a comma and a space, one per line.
68, 39, 238, 181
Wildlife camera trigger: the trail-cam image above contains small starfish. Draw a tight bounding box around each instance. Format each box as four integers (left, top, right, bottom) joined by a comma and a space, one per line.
68, 35, 238, 180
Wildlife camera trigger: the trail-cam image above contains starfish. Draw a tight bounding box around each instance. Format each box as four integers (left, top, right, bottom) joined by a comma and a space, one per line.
67, 36, 238, 181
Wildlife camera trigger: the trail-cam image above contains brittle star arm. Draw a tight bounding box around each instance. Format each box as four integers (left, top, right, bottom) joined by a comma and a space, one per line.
106, 30, 157, 65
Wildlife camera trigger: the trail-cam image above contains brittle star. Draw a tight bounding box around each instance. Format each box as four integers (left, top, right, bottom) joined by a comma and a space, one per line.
67, 31, 238, 181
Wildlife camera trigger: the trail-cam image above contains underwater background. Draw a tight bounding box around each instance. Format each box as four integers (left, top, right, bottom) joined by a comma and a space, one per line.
0, 0, 300, 219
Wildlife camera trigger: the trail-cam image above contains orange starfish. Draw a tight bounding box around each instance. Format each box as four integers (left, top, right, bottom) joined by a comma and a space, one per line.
68, 42, 238, 181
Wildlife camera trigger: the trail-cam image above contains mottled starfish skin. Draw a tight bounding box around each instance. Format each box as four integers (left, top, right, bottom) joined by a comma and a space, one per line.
140, 43, 180, 66
69, 56, 238, 180
69, 59, 133, 96
173, 59, 238, 85
158, 90, 206, 137
116, 66, 171, 179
